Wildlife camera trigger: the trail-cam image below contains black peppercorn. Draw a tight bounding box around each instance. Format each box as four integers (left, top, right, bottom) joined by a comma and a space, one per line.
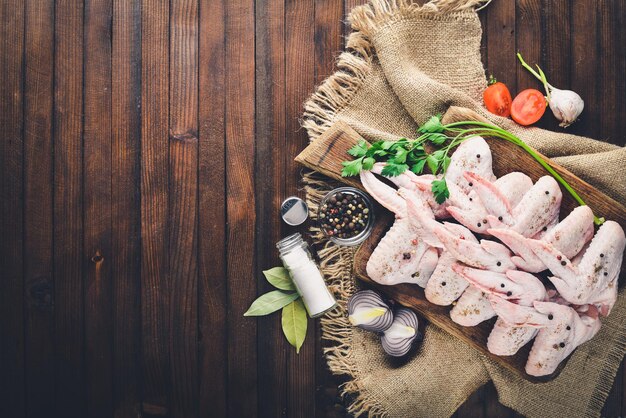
496, 261, 501, 267
548, 314, 553, 320
321, 190, 371, 241
507, 291, 512, 296
561, 260, 567, 266
559, 342, 565, 348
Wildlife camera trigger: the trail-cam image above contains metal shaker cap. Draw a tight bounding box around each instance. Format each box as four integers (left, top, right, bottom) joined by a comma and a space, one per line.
280, 196, 309, 226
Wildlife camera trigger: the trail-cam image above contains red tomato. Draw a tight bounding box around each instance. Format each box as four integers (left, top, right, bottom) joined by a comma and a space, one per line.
483, 80, 512, 117
511, 89, 547, 126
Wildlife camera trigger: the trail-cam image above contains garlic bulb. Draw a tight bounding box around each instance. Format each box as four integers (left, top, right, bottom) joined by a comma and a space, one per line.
548, 88, 584, 128
517, 53, 584, 128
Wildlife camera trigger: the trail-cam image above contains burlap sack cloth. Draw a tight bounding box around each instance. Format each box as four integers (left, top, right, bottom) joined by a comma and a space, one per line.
300, 0, 626, 416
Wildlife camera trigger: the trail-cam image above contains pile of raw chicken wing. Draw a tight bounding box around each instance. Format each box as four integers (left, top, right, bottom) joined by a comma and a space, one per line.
360, 137, 625, 377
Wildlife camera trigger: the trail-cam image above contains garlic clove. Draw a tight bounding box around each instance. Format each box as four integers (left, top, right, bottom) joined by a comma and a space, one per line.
548, 88, 584, 128
347, 290, 394, 332
381, 308, 421, 357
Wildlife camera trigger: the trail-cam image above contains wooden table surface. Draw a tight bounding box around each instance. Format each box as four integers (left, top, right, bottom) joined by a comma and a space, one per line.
1, 0, 625, 417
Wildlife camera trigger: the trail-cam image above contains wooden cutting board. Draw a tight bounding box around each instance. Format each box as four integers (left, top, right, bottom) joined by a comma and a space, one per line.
295, 107, 626, 382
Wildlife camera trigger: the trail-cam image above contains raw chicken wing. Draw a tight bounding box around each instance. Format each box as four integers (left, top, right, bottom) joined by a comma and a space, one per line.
526, 220, 625, 315
491, 298, 601, 376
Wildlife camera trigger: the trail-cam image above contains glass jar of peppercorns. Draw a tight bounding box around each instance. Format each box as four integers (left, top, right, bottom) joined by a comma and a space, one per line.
318, 187, 374, 246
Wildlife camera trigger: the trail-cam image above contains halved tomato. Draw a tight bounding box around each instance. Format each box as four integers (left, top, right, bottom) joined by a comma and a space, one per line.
511, 89, 547, 126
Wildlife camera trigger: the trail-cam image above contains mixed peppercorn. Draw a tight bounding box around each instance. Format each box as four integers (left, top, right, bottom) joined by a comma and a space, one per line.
319, 190, 370, 240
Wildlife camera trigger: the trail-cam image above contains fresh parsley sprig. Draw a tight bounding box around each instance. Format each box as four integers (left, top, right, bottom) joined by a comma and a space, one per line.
341, 115, 605, 225
342, 116, 458, 203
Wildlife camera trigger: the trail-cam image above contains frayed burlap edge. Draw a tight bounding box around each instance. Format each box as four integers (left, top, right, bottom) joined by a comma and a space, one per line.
302, 2, 487, 416
301, 1, 491, 416
301, 1, 625, 416
301, 3, 387, 415
349, 0, 489, 38
301, 31, 373, 141
301, 0, 489, 140
303, 171, 389, 417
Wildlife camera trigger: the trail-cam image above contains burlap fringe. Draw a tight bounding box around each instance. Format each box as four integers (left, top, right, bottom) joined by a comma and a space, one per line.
302, 0, 488, 141
302, 31, 373, 141
301, 2, 489, 416
302, 171, 389, 417
350, 0, 488, 38
301, 2, 392, 415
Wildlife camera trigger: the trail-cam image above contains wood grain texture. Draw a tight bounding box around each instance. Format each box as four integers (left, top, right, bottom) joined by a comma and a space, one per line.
485, 0, 515, 89
111, 0, 141, 416
295, 111, 626, 382
84, 0, 114, 415
54, 0, 86, 416
198, 0, 227, 416
515, 0, 541, 108
169, 0, 199, 416
0, 1, 25, 417
569, 0, 599, 139
1, 0, 625, 416
23, 1, 56, 416
314, 1, 350, 417
255, 0, 289, 416
285, 0, 317, 416
141, 0, 171, 414
225, 0, 258, 416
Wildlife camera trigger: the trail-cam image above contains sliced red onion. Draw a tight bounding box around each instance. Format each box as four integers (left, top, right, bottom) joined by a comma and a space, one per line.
381, 308, 421, 357
347, 290, 393, 332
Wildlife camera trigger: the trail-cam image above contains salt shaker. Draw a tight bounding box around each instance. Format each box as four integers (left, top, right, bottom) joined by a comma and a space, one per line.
276, 233, 337, 318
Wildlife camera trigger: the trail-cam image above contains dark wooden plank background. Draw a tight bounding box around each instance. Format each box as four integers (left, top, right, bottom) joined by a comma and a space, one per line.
0, 0, 624, 417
